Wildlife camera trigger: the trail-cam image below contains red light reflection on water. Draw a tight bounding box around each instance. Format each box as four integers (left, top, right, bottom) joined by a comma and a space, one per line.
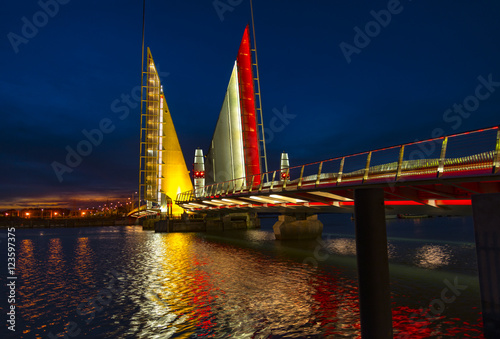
392, 305, 484, 338
309, 272, 361, 337
189, 255, 219, 335
307, 271, 484, 338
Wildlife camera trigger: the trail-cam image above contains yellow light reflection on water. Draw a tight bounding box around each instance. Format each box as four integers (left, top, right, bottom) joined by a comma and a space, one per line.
127, 233, 198, 337
74, 237, 95, 287
415, 244, 451, 269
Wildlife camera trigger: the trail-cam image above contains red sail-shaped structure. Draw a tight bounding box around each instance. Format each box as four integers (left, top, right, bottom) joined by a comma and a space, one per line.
206, 25, 263, 188
237, 25, 261, 186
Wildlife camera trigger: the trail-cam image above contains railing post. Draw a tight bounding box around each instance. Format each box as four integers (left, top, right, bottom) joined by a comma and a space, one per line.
258, 173, 264, 192
363, 152, 372, 183
231, 180, 237, 195
396, 145, 405, 181
493, 128, 500, 174
270, 171, 277, 190
315, 161, 323, 187
283, 168, 290, 189
437, 137, 448, 177
249, 175, 255, 193
298, 165, 305, 189
337, 157, 345, 184
240, 179, 245, 194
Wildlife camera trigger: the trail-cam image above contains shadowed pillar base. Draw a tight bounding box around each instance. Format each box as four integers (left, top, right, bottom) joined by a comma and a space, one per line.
206, 212, 261, 232
273, 214, 323, 240
472, 193, 500, 338
354, 188, 393, 339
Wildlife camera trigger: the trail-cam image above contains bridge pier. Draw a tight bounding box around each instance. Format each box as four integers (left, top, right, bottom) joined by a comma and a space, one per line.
223, 212, 260, 230
472, 193, 500, 338
354, 188, 393, 339
272, 213, 323, 240
206, 212, 260, 232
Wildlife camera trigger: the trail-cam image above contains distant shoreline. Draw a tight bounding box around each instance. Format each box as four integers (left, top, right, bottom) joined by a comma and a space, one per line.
0, 217, 135, 229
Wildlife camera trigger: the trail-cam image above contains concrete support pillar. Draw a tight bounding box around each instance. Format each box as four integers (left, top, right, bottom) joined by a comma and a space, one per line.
221, 212, 261, 230
273, 214, 323, 240
354, 188, 392, 339
472, 193, 500, 338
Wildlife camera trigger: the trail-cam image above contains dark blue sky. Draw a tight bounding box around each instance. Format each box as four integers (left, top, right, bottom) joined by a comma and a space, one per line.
1, 0, 499, 209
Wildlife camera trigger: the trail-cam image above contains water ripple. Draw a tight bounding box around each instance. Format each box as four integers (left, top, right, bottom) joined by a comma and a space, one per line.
10, 225, 483, 338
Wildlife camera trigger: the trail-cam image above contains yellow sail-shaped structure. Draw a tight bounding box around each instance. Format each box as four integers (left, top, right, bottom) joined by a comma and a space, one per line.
139, 48, 193, 216
159, 93, 193, 216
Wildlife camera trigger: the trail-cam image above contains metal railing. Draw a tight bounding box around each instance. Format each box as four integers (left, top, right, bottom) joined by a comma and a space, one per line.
176, 126, 500, 205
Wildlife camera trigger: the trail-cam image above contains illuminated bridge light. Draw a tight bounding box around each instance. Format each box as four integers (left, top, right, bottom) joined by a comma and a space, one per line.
221, 198, 249, 205
247, 196, 280, 204
269, 194, 308, 204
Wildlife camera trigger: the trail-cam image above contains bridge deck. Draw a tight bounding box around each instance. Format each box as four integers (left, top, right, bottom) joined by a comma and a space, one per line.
177, 126, 500, 215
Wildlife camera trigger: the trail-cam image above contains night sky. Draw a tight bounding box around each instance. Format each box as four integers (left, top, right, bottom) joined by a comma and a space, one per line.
1, 0, 500, 209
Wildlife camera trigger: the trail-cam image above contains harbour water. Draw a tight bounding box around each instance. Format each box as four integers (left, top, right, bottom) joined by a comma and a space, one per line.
1, 215, 484, 338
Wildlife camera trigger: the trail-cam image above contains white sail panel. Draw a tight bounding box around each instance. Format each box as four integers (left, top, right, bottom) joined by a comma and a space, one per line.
206, 62, 246, 188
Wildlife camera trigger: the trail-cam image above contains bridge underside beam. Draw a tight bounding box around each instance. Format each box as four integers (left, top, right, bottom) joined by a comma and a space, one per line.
383, 186, 429, 205
472, 193, 500, 338
292, 192, 349, 205
354, 188, 393, 338
179, 177, 500, 216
